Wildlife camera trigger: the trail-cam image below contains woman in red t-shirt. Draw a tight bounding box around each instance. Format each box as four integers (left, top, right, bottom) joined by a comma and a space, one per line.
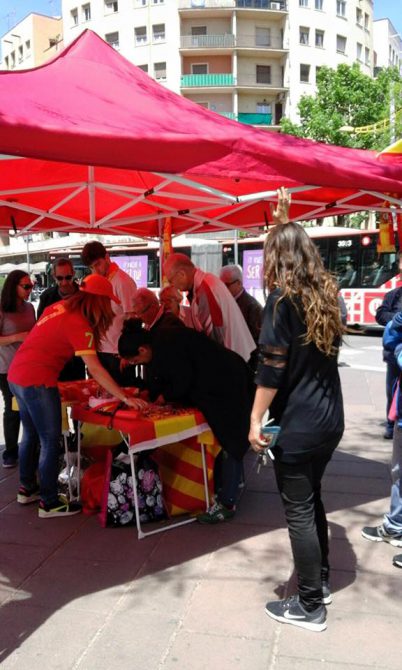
8, 274, 147, 519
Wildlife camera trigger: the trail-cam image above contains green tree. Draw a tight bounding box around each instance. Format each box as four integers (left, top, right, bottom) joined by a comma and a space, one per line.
280, 64, 402, 150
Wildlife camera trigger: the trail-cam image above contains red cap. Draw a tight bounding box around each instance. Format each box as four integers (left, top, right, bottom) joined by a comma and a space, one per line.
79, 274, 121, 304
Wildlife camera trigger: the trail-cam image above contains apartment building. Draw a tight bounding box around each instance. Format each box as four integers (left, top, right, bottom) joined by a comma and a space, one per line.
59, 0, 376, 125
373, 18, 402, 74
1, 13, 63, 70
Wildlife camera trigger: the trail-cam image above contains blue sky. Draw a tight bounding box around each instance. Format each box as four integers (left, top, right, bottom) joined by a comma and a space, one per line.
0, 0, 401, 41
374, 0, 402, 35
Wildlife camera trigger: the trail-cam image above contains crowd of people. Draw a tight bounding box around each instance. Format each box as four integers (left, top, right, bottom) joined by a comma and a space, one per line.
0, 187, 400, 633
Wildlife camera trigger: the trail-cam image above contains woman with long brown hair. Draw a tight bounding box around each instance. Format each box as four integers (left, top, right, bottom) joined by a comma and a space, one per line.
8, 274, 147, 519
249, 188, 345, 632
0, 270, 36, 468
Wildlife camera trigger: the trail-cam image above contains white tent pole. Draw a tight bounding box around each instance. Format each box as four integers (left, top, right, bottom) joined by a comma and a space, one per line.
88, 166, 96, 226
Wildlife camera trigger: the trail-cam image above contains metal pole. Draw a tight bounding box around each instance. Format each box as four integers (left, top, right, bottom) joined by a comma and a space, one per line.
234, 229, 239, 265
25, 235, 30, 274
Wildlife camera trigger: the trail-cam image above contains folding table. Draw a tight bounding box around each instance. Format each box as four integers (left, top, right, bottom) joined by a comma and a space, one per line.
71, 402, 215, 539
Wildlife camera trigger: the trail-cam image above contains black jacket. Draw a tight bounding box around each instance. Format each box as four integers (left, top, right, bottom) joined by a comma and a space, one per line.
147, 328, 254, 461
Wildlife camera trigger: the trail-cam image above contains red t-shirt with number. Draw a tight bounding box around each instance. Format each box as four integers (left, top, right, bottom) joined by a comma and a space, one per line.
8, 303, 96, 387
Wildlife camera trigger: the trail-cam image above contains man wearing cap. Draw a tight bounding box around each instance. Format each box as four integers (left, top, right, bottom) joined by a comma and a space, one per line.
81, 242, 137, 384
37, 258, 85, 381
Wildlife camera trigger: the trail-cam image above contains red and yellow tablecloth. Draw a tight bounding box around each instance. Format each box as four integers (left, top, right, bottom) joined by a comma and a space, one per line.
71, 395, 220, 515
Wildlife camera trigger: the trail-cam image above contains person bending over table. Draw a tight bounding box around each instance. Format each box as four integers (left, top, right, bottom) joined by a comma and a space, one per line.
8, 275, 147, 520
118, 319, 254, 524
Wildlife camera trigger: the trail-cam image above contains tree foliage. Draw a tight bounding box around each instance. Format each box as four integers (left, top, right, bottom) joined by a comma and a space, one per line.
280, 64, 402, 150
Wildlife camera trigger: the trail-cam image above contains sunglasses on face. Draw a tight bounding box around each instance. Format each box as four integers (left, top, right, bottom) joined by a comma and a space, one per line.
19, 284, 33, 290
55, 274, 73, 281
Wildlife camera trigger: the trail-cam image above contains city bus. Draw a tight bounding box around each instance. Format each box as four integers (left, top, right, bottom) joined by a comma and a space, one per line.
46, 226, 401, 327
221, 227, 401, 327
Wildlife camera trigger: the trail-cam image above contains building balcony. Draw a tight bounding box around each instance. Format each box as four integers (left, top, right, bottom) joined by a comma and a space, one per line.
180, 34, 287, 53
236, 0, 287, 8
237, 112, 272, 124
178, 1, 288, 13
180, 34, 235, 49
237, 75, 287, 91
181, 73, 235, 87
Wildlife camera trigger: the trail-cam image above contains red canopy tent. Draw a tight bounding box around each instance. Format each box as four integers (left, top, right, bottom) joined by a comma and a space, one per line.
0, 30, 401, 239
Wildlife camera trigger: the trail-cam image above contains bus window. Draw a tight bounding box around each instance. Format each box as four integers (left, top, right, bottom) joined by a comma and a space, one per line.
312, 237, 330, 267
330, 237, 359, 288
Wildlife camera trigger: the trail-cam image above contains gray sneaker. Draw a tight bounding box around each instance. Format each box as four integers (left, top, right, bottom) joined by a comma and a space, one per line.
361, 525, 402, 548
393, 554, 402, 568
265, 595, 327, 632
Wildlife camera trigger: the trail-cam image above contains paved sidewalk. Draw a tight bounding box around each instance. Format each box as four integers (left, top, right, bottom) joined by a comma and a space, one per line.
0, 361, 399, 669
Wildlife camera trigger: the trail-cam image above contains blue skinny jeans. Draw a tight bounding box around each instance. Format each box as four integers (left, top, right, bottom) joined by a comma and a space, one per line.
9, 383, 62, 506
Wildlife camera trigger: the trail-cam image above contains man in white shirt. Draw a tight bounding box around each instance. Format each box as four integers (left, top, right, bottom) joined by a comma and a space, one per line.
81, 241, 137, 383
164, 253, 255, 364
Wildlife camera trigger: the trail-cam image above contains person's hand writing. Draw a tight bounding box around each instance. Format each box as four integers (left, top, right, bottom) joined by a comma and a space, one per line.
270, 186, 290, 225
124, 397, 149, 411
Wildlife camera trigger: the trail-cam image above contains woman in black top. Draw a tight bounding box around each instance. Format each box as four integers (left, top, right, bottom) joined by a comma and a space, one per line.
249, 188, 344, 632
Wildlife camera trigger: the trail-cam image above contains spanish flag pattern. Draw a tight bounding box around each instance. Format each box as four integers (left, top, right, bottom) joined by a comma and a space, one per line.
153, 435, 221, 517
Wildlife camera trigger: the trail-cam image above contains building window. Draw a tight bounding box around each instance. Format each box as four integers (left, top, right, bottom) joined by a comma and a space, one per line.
152, 24, 165, 42
104, 0, 118, 13
364, 13, 369, 31
365, 47, 370, 65
316, 65, 322, 79
10, 51, 15, 68
299, 0, 308, 6
256, 27, 271, 47
4, 55, 9, 69
356, 42, 362, 61
256, 65, 271, 84
18, 45, 23, 62
336, 0, 346, 18
336, 34, 346, 54
138, 64, 148, 72
356, 7, 362, 26
25, 39, 31, 52
315, 30, 324, 48
135, 26, 147, 45
105, 31, 119, 49
300, 63, 310, 82
154, 61, 166, 80
315, 0, 323, 9
136, 0, 147, 5
300, 27, 310, 45
82, 3, 91, 21
71, 8, 78, 25
153, 0, 164, 4
192, 63, 208, 74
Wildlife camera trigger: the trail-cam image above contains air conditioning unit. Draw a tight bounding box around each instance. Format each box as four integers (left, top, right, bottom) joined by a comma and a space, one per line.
270, 2, 281, 9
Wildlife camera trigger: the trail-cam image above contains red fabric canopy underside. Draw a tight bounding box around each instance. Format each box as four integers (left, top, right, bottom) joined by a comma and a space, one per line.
0, 30, 401, 237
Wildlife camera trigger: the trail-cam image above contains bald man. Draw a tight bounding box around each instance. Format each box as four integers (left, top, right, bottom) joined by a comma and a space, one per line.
164, 253, 255, 363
